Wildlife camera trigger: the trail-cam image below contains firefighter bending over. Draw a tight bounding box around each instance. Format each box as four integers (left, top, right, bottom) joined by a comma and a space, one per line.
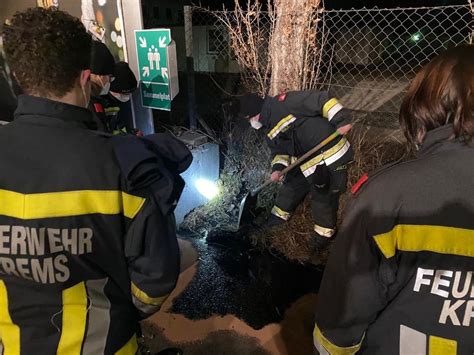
314, 45, 474, 354
239, 90, 353, 251
0, 8, 186, 354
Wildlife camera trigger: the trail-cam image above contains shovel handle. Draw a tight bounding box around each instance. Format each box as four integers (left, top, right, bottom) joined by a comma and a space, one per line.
250, 131, 341, 196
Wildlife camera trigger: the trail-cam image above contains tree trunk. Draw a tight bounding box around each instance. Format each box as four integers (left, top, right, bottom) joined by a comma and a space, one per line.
270, 0, 321, 96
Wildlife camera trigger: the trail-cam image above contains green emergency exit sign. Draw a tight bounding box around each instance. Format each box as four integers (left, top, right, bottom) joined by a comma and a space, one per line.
135, 29, 179, 111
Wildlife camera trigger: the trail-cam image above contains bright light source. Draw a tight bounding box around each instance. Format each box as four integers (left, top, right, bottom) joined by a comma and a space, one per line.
411, 33, 422, 42
195, 179, 219, 200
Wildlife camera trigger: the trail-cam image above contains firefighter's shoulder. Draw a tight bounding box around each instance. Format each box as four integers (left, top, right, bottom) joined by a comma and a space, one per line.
350, 157, 412, 197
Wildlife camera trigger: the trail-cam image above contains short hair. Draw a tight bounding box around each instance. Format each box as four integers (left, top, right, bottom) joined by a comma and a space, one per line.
2, 7, 92, 97
400, 44, 474, 144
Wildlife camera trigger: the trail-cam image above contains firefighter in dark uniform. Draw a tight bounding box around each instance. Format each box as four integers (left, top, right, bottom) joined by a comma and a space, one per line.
102, 61, 138, 135
314, 45, 474, 354
90, 40, 115, 132
0, 8, 188, 354
240, 90, 353, 249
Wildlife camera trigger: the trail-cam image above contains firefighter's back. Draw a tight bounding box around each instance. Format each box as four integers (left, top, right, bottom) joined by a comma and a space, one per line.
0, 96, 142, 354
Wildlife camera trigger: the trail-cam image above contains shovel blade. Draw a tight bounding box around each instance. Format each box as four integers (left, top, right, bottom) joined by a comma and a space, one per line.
237, 192, 259, 228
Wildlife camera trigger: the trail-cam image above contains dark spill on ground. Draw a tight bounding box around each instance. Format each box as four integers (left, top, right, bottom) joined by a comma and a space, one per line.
172, 230, 324, 330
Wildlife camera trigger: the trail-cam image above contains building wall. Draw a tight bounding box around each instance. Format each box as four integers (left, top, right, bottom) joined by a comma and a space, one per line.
143, 0, 184, 27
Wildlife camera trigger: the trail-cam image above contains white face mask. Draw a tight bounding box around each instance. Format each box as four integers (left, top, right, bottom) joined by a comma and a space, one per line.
111, 92, 131, 103
250, 118, 263, 130
99, 77, 111, 95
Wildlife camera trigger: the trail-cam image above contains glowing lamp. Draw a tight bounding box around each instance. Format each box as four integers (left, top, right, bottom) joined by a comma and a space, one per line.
195, 179, 219, 200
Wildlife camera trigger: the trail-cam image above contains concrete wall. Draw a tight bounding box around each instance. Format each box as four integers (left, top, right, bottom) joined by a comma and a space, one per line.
175, 143, 220, 225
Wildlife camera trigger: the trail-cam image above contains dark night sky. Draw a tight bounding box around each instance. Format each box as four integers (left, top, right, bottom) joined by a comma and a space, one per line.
190, 0, 467, 10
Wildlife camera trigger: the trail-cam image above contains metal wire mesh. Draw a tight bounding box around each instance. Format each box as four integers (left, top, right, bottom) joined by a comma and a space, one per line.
189, 4, 473, 128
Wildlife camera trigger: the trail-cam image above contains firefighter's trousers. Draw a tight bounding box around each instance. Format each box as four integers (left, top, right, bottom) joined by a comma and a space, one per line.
271, 164, 348, 236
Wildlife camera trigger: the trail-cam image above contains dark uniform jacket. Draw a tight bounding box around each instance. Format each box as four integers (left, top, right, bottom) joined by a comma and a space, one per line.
259, 90, 353, 177
0, 95, 189, 354
314, 124, 474, 354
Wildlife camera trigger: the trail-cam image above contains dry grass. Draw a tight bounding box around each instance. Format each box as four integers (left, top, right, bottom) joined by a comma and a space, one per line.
182, 115, 412, 264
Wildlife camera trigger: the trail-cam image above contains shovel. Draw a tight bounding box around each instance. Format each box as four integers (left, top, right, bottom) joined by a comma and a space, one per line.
237, 131, 341, 228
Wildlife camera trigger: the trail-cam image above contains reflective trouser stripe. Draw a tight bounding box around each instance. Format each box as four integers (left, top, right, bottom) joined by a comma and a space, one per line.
400, 325, 426, 355
314, 224, 335, 238
82, 278, 111, 355
429, 335, 457, 355
115, 334, 138, 355
0, 281, 20, 355
57, 282, 88, 355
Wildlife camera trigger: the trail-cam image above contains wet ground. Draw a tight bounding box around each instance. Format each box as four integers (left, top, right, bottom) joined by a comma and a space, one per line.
141, 231, 324, 354
173, 231, 323, 329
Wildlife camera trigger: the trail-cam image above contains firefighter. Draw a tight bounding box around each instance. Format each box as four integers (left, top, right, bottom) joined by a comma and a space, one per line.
90, 40, 115, 131
313, 45, 474, 354
0, 8, 188, 354
239, 90, 353, 251
102, 61, 139, 135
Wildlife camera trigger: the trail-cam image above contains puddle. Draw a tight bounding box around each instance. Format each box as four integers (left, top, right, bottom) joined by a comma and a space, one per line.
171, 230, 324, 329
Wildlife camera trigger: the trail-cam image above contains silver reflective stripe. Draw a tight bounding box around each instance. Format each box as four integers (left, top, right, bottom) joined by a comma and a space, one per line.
327, 103, 343, 121
132, 295, 161, 315
0, 340, 4, 355
82, 278, 111, 355
313, 339, 329, 355
324, 140, 351, 166
400, 325, 426, 355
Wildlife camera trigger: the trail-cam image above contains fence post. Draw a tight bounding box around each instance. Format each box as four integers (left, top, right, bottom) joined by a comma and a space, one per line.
184, 5, 197, 130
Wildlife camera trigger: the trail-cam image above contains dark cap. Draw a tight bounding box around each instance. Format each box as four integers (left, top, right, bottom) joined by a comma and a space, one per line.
110, 61, 138, 94
238, 93, 264, 119
90, 40, 115, 75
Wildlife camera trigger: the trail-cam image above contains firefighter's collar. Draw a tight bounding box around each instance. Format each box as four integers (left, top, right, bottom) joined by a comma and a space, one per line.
14, 95, 97, 130
419, 124, 456, 156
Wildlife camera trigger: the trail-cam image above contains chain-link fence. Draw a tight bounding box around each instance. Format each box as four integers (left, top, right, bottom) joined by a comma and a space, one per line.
190, 4, 473, 128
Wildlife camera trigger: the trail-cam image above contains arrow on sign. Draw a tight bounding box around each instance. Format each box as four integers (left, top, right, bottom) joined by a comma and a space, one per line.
158, 36, 167, 48
161, 67, 169, 80
139, 37, 147, 48
142, 66, 150, 77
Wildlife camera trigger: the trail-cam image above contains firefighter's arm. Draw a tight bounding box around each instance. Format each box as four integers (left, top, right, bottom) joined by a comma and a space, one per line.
266, 136, 290, 173
314, 197, 394, 353
125, 198, 180, 318
113, 136, 182, 318
288, 90, 352, 129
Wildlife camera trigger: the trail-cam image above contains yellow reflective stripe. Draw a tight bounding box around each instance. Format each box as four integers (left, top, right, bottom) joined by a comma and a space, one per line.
131, 282, 168, 306
0, 281, 20, 355
373, 224, 474, 259
271, 206, 291, 221
322, 98, 339, 119
267, 115, 297, 139
57, 282, 88, 355
300, 138, 348, 173
104, 107, 120, 113
122, 193, 146, 219
0, 190, 145, 220
271, 155, 290, 167
115, 334, 138, 355
429, 335, 457, 355
313, 323, 362, 355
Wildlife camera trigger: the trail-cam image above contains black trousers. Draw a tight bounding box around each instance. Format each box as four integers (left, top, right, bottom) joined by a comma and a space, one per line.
273, 164, 348, 231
